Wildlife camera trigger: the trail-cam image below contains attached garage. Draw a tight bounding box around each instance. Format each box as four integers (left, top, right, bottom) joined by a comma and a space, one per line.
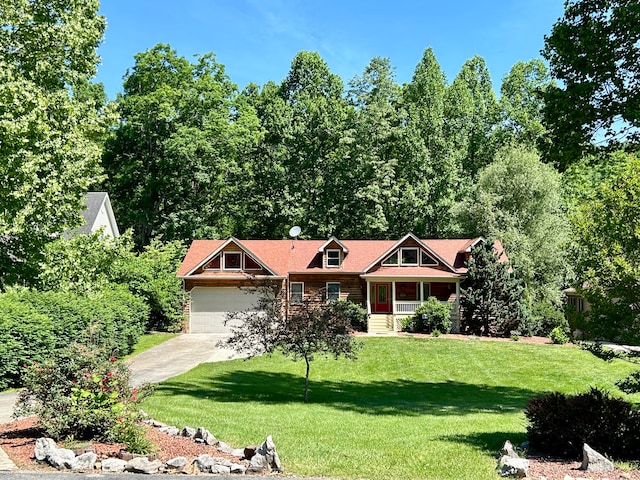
189, 287, 262, 334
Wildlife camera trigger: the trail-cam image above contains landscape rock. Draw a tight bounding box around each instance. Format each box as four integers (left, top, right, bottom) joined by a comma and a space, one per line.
165, 456, 188, 471
194, 454, 217, 473
47, 447, 76, 470
501, 440, 519, 458
498, 456, 529, 478
181, 426, 196, 438
159, 425, 180, 436
125, 456, 163, 474
248, 435, 281, 472
231, 463, 247, 474
101, 458, 128, 473
72, 452, 97, 471
211, 464, 232, 474
244, 445, 258, 459
581, 443, 614, 472
194, 426, 218, 446
34, 438, 57, 462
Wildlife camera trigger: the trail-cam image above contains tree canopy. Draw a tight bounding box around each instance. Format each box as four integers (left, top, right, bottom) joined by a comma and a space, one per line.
542, 0, 640, 168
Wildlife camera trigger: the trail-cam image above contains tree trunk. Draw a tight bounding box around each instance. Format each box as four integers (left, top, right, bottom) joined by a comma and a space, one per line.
304, 356, 310, 403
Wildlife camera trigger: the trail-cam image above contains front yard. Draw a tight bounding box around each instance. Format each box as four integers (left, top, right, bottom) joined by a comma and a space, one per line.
141, 336, 640, 480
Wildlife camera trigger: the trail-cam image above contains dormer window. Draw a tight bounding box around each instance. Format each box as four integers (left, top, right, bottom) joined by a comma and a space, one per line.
244, 255, 261, 270
382, 251, 399, 265
327, 249, 341, 267
205, 254, 221, 270
223, 252, 241, 270
421, 250, 438, 266
400, 248, 418, 266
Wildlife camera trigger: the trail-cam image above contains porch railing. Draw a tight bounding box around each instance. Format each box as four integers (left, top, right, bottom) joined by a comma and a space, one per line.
393, 300, 459, 317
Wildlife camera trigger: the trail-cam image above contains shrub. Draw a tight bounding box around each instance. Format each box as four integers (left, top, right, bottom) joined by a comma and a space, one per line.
329, 300, 368, 332
525, 387, 640, 459
0, 294, 55, 389
15, 344, 152, 450
549, 326, 570, 344
531, 301, 569, 337
401, 298, 452, 334
616, 370, 640, 394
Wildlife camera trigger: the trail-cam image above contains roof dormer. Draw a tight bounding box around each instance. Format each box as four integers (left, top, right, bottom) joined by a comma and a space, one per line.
318, 236, 348, 268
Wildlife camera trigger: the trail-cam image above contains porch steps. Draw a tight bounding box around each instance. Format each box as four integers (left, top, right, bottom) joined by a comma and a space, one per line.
368, 314, 396, 335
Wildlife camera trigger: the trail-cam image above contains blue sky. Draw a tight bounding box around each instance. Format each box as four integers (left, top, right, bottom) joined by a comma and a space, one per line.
96, 1, 566, 99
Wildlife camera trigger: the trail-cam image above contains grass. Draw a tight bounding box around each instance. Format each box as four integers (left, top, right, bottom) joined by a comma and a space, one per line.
141, 337, 640, 480
122, 332, 177, 360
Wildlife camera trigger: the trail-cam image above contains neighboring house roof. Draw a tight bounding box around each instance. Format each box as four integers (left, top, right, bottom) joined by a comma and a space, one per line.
77, 192, 120, 237
178, 235, 505, 279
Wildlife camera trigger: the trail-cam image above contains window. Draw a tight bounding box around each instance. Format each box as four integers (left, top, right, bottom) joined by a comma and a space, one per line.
205, 254, 220, 270
224, 252, 241, 270
400, 248, 418, 265
396, 282, 418, 301
290, 282, 304, 304
382, 251, 399, 265
421, 250, 437, 266
326, 282, 340, 302
327, 249, 341, 267
244, 255, 261, 270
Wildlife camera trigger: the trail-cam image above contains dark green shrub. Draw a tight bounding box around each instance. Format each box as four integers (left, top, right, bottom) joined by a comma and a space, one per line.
0, 293, 55, 389
531, 301, 569, 337
617, 370, 640, 394
15, 344, 152, 450
525, 387, 640, 459
401, 297, 451, 334
329, 300, 368, 332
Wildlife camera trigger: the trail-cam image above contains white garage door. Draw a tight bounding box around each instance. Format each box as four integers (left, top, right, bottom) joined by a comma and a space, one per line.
190, 287, 261, 334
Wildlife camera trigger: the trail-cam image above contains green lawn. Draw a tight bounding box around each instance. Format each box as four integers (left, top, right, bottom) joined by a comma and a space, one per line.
141, 337, 640, 480
122, 332, 177, 360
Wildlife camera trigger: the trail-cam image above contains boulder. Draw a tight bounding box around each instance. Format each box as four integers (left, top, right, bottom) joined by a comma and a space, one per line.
34, 438, 57, 462
72, 452, 97, 471
194, 454, 217, 473
244, 445, 258, 459
211, 464, 231, 474
159, 425, 180, 436
498, 456, 529, 478
181, 426, 196, 438
47, 447, 76, 470
165, 456, 188, 471
581, 443, 614, 472
231, 463, 247, 474
500, 440, 519, 458
194, 427, 218, 446
125, 456, 163, 474
248, 436, 281, 473
101, 458, 128, 473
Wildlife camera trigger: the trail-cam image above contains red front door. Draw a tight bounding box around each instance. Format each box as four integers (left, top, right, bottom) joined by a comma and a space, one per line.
372, 283, 392, 313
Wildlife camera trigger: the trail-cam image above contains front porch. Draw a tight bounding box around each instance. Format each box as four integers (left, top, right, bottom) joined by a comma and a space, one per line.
366, 280, 461, 334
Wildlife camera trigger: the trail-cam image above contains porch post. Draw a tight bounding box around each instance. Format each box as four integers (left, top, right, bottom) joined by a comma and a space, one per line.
391, 281, 396, 315
365, 281, 371, 315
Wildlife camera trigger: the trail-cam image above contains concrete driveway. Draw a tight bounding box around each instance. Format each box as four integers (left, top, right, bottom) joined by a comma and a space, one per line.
0, 334, 246, 424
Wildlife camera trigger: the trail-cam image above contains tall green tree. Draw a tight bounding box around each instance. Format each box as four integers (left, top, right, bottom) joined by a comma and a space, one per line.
455, 147, 570, 304
103, 44, 261, 247
398, 48, 464, 237
344, 57, 403, 238
0, 0, 106, 287
460, 239, 526, 337
542, 0, 640, 169
497, 59, 551, 149
444, 56, 499, 178
570, 153, 640, 344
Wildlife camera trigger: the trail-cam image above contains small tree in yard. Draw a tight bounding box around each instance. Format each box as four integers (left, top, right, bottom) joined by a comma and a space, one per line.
460, 240, 527, 336
222, 283, 362, 402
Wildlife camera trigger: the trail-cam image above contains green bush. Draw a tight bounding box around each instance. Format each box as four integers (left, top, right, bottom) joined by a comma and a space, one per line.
525, 387, 640, 460
401, 298, 451, 334
330, 300, 368, 332
616, 370, 640, 394
0, 294, 55, 389
15, 344, 152, 450
530, 301, 569, 336
549, 326, 570, 344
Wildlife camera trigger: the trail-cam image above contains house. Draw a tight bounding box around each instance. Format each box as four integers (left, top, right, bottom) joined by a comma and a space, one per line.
177, 233, 507, 334
76, 192, 120, 238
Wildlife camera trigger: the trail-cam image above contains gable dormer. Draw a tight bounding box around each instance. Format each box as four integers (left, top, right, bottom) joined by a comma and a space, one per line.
188, 237, 277, 276
318, 236, 349, 268
364, 233, 455, 273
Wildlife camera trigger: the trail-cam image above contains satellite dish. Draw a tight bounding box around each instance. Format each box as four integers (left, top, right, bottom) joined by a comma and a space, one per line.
289, 226, 301, 239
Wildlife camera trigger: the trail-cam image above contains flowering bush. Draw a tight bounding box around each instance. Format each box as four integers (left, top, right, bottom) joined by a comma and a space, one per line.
15, 344, 152, 451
